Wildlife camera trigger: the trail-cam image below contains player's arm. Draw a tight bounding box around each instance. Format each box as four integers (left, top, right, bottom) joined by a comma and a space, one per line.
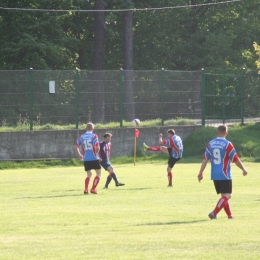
234, 159, 248, 176
158, 133, 164, 145
95, 143, 100, 154
197, 159, 208, 182
74, 144, 83, 161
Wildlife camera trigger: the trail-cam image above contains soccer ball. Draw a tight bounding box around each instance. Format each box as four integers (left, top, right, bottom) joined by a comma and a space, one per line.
132, 119, 140, 127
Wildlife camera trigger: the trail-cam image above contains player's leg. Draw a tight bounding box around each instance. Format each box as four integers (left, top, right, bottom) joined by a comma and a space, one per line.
209, 181, 232, 219
167, 165, 173, 187
143, 143, 163, 152
84, 170, 92, 194
166, 150, 180, 187
83, 161, 92, 194
223, 197, 233, 219
90, 161, 102, 194
107, 165, 125, 187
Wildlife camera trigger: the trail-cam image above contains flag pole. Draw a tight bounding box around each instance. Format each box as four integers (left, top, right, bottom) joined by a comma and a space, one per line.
134, 135, 136, 166
134, 128, 140, 166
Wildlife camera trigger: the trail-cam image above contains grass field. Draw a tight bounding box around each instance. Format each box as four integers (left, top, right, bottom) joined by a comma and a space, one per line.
1, 162, 260, 260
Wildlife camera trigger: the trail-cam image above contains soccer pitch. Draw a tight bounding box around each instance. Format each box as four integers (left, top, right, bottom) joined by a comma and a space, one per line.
1, 163, 260, 260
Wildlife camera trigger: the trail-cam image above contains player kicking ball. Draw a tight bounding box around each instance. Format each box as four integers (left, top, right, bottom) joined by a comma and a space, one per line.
143, 129, 183, 187
99, 133, 125, 189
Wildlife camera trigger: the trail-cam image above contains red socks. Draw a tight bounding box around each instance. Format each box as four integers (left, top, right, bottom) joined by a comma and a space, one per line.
147, 146, 161, 152
213, 196, 228, 216
224, 201, 232, 218
91, 176, 100, 190
85, 177, 90, 191
168, 172, 172, 186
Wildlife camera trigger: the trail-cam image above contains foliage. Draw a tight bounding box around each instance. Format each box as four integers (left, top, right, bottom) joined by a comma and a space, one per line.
253, 41, 260, 73
0, 0, 260, 70
183, 123, 260, 161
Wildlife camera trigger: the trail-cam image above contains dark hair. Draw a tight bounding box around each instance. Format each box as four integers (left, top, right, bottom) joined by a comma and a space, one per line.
217, 124, 228, 133
167, 129, 175, 135
104, 133, 112, 138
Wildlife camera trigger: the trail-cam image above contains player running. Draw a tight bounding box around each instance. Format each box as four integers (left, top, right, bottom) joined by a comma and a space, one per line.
99, 133, 125, 189
143, 129, 183, 187
74, 122, 101, 195
198, 124, 248, 219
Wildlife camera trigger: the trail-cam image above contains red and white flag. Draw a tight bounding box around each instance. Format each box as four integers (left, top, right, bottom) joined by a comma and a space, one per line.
135, 129, 140, 138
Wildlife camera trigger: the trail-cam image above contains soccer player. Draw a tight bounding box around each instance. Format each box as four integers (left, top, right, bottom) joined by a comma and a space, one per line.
197, 124, 248, 219
99, 133, 125, 189
143, 129, 183, 186
74, 122, 101, 195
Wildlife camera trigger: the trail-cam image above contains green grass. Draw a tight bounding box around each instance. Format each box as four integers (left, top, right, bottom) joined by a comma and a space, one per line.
1, 163, 260, 259
0, 118, 195, 132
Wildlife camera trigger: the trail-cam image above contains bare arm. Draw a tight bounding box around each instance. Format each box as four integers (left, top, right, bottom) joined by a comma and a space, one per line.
74, 144, 83, 161
197, 159, 208, 182
158, 133, 164, 145
234, 160, 248, 176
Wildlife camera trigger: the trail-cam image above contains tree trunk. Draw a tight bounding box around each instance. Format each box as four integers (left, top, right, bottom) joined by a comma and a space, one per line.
123, 0, 135, 121
92, 0, 105, 123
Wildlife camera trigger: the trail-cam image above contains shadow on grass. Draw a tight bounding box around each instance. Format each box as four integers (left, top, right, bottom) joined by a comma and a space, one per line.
135, 220, 207, 226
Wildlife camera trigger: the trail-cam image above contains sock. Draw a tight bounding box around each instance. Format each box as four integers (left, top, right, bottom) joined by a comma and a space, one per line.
85, 177, 90, 191
110, 172, 119, 184
91, 176, 100, 190
224, 201, 232, 217
213, 196, 228, 216
147, 146, 161, 152
168, 172, 172, 186
105, 175, 112, 187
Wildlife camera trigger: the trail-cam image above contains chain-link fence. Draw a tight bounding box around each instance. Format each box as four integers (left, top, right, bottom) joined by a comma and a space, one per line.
0, 69, 259, 129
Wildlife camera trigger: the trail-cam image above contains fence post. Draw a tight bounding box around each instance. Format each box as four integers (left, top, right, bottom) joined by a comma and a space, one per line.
119, 68, 123, 127
161, 68, 165, 126
222, 69, 226, 124
201, 68, 205, 126
241, 68, 245, 125
75, 68, 79, 129
29, 68, 33, 130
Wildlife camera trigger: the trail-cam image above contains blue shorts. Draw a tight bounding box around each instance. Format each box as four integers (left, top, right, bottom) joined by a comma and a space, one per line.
100, 160, 111, 171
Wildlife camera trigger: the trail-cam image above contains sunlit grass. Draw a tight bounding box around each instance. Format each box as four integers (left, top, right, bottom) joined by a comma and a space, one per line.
0, 163, 259, 259
0, 118, 195, 132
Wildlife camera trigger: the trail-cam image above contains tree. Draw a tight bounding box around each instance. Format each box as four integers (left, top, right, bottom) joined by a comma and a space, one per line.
123, 0, 135, 121
92, 0, 106, 123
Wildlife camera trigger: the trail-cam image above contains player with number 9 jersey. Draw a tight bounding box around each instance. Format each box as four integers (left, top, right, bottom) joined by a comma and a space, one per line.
203, 137, 239, 180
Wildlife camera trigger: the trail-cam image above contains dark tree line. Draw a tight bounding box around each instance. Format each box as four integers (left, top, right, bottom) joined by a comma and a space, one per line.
0, 0, 260, 122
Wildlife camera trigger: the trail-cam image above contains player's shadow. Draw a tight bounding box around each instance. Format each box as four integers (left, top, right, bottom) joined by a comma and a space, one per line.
15, 190, 83, 199
136, 220, 206, 226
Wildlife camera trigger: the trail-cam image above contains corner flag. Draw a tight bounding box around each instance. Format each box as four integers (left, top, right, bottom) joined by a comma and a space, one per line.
134, 129, 140, 165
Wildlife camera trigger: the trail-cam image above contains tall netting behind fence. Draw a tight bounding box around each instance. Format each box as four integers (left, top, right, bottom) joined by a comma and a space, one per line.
0, 71, 30, 126
163, 70, 201, 120
32, 70, 76, 126
244, 70, 260, 120
1, 69, 260, 129
77, 70, 121, 124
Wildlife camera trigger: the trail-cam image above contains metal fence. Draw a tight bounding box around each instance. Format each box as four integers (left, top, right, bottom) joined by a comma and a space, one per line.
0, 69, 259, 129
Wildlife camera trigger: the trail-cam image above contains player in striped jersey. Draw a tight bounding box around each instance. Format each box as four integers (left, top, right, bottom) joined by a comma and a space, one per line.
99, 133, 125, 189
74, 122, 101, 195
198, 124, 248, 219
143, 129, 183, 187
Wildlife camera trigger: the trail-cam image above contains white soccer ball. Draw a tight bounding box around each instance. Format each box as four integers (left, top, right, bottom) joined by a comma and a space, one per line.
132, 119, 140, 127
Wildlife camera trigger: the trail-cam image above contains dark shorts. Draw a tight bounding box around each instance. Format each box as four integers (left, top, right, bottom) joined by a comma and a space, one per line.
84, 160, 101, 171
167, 148, 181, 168
100, 160, 111, 171
213, 180, 232, 194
